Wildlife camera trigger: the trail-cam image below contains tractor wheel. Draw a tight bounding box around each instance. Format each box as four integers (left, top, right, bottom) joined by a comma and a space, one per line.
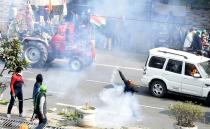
69, 58, 83, 71
23, 41, 48, 67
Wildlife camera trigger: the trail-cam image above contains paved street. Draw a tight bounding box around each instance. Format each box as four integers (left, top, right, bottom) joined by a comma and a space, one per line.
1, 50, 210, 129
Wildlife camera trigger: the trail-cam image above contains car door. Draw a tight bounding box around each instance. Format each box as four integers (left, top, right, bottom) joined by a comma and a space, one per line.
163, 59, 183, 92
146, 56, 166, 77
181, 62, 204, 96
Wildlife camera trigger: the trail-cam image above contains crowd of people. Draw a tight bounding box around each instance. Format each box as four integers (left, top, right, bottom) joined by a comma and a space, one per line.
6, 66, 47, 129
183, 27, 210, 57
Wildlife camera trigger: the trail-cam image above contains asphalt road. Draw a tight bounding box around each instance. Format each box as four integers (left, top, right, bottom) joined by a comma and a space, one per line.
1, 50, 210, 129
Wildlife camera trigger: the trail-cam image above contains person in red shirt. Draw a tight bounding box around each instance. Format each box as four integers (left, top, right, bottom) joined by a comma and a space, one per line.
7, 66, 24, 118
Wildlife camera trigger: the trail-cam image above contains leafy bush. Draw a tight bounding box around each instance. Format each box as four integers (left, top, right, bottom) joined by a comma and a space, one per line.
66, 111, 83, 121
58, 108, 83, 121
0, 99, 9, 105
0, 39, 28, 76
169, 101, 204, 127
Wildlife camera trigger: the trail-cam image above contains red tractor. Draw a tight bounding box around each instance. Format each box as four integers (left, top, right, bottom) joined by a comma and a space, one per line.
22, 22, 96, 71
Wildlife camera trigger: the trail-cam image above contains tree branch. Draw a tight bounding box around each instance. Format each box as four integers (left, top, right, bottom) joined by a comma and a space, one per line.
0, 63, 7, 77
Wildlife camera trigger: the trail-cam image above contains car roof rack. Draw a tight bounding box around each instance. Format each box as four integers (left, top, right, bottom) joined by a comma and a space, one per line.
158, 50, 188, 59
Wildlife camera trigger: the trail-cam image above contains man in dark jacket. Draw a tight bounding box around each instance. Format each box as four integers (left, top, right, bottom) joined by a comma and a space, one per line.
118, 70, 137, 94
192, 31, 202, 52
7, 66, 24, 118
33, 84, 47, 129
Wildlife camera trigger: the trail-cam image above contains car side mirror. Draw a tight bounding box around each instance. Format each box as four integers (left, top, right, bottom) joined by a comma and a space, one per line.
193, 73, 201, 78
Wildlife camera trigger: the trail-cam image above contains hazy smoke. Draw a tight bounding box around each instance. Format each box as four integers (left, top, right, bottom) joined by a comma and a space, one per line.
43, 66, 86, 99
86, 0, 191, 52
95, 68, 141, 128
87, 0, 153, 52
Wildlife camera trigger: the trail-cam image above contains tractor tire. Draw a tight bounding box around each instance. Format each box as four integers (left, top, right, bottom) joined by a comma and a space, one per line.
69, 58, 83, 71
23, 41, 48, 68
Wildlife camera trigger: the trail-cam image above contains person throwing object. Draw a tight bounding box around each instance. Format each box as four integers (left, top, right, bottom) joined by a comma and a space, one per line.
118, 70, 137, 94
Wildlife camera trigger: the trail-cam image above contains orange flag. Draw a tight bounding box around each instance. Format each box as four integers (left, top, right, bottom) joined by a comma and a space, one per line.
48, 0, 52, 13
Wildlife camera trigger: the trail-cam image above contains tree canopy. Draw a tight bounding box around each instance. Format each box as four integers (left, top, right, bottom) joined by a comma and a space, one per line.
0, 39, 28, 76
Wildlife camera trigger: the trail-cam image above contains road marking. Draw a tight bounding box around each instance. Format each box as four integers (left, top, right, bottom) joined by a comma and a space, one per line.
25, 78, 36, 81
23, 70, 35, 74
94, 63, 143, 71
55, 102, 166, 111
48, 91, 63, 95
86, 79, 111, 84
56, 103, 79, 108
139, 104, 165, 110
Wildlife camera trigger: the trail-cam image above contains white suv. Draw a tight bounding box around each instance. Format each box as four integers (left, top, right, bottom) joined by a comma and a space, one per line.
141, 47, 210, 104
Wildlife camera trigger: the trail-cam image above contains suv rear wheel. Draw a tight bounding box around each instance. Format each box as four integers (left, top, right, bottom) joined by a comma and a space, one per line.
150, 80, 167, 97
207, 94, 210, 106
69, 58, 82, 71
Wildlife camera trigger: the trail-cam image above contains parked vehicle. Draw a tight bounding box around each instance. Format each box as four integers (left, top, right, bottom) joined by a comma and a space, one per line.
141, 47, 210, 105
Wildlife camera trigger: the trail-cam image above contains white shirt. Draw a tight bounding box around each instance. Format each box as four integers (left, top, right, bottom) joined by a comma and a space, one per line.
183, 31, 194, 48
39, 96, 45, 114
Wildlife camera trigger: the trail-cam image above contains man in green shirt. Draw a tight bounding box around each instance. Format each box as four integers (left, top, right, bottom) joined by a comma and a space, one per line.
33, 84, 47, 129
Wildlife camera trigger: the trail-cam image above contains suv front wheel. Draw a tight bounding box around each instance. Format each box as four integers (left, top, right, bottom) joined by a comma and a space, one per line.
150, 80, 167, 97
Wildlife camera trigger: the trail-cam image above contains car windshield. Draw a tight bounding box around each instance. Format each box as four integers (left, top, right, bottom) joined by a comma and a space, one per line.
199, 60, 210, 77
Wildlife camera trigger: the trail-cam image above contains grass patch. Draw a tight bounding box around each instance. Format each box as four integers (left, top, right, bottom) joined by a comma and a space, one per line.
0, 99, 9, 105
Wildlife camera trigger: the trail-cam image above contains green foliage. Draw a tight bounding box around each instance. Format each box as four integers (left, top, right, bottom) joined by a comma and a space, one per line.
58, 109, 83, 121
0, 39, 28, 76
169, 101, 204, 127
66, 110, 83, 121
0, 99, 9, 105
192, 0, 210, 5
163, 0, 210, 6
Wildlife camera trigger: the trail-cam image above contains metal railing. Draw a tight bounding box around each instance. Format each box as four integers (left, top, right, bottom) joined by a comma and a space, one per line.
0, 116, 67, 129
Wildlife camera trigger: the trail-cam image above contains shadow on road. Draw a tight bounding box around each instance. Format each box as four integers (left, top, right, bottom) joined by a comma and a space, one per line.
104, 84, 114, 89
134, 86, 152, 97
43, 62, 69, 71
103, 85, 152, 97
135, 85, 208, 106
165, 93, 207, 106
200, 112, 210, 125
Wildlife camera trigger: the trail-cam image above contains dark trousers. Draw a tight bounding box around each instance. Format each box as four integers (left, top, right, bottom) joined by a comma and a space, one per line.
7, 89, 23, 114
35, 114, 47, 129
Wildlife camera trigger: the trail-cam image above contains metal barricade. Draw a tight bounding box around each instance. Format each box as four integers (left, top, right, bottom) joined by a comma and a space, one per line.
0, 116, 67, 129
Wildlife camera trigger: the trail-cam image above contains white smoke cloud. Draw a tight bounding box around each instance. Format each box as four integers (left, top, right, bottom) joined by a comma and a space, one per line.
42, 65, 86, 99
95, 68, 141, 128
96, 85, 141, 128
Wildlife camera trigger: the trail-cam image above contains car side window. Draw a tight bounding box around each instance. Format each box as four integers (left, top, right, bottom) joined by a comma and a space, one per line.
166, 59, 182, 74
148, 56, 166, 69
185, 63, 199, 76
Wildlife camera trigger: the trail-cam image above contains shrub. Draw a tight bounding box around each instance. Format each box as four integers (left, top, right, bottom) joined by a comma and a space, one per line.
58, 108, 82, 121
169, 101, 204, 127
